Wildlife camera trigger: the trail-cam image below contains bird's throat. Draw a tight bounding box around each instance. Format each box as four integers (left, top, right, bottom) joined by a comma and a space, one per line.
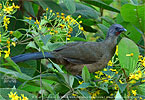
116, 32, 121, 35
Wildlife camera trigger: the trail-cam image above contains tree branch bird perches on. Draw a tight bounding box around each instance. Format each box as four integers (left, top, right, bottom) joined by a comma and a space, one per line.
11, 24, 127, 75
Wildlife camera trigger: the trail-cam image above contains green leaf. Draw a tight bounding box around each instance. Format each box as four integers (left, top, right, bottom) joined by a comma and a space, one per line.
26, 41, 38, 50
0, 68, 32, 81
5, 57, 21, 73
82, 66, 90, 82
79, 90, 91, 100
102, 16, 115, 25
18, 84, 40, 92
63, 74, 74, 88
101, 0, 113, 5
72, 3, 99, 19
115, 90, 123, 100
24, 1, 36, 17
12, 31, 22, 39
136, 83, 145, 96
116, 82, 127, 93
97, 24, 109, 37
48, 93, 61, 100
99, 82, 109, 93
126, 23, 141, 43
44, 42, 64, 51
40, 34, 52, 45
37, 0, 64, 12
0, 95, 6, 100
54, 83, 69, 94
63, 0, 76, 14
121, 4, 145, 32
81, 0, 120, 13
118, 38, 139, 75
77, 83, 92, 89
10, 44, 26, 56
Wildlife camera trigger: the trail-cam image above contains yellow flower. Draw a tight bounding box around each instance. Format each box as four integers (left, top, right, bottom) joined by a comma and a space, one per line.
12, 3, 20, 9
72, 93, 77, 96
21, 94, 28, 100
115, 71, 118, 74
107, 75, 111, 78
67, 38, 70, 40
109, 68, 116, 72
78, 15, 81, 18
79, 21, 82, 23
57, 15, 60, 18
44, 16, 47, 19
79, 27, 84, 31
126, 53, 134, 57
26, 17, 32, 20
67, 34, 71, 37
142, 57, 145, 67
138, 55, 143, 59
140, 97, 142, 99
10, 31, 13, 34
134, 74, 140, 80
103, 68, 107, 71
115, 45, 118, 56
108, 60, 113, 66
95, 75, 99, 79
8, 92, 16, 98
110, 81, 113, 83
114, 84, 118, 90
50, 32, 54, 35
54, 30, 58, 34
3, 6, 13, 13
3, 16, 10, 25
79, 81, 84, 84
61, 13, 65, 16
39, 25, 41, 30
132, 90, 137, 96
7, 40, 10, 44
0, 50, 2, 57
129, 80, 136, 84
110, 93, 113, 96
119, 80, 124, 84
56, 12, 59, 15
12, 42, 16, 47
50, 10, 52, 13
34, 19, 40, 25
4, 48, 10, 58
141, 80, 145, 82
46, 8, 48, 11
0, 3, 2, 8
60, 24, 65, 29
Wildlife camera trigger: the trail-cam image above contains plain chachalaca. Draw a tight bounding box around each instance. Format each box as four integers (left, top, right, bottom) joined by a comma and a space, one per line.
11, 24, 127, 75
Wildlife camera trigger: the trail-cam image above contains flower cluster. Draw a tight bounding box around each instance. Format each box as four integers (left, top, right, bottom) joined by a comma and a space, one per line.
42, 8, 84, 42
0, 1, 19, 58
8, 92, 28, 100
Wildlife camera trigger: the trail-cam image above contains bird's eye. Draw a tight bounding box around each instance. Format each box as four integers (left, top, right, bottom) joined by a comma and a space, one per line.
115, 27, 119, 30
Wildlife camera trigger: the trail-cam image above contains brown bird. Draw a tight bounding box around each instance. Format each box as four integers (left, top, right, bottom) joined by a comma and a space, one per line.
11, 24, 127, 75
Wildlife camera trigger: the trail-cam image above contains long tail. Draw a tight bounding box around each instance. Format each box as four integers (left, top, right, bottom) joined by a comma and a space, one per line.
11, 52, 55, 63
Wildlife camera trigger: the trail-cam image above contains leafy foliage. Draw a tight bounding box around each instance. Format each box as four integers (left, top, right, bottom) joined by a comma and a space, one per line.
0, 0, 145, 100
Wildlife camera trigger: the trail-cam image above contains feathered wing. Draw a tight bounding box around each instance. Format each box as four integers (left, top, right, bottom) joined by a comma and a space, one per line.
53, 42, 104, 64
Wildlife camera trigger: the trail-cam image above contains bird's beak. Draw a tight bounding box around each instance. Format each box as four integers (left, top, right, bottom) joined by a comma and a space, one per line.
119, 28, 127, 32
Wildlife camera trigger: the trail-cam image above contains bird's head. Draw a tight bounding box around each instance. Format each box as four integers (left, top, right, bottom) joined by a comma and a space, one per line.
107, 24, 127, 38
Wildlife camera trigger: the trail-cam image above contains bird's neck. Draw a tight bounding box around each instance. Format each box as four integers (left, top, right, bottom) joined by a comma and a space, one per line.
104, 36, 118, 49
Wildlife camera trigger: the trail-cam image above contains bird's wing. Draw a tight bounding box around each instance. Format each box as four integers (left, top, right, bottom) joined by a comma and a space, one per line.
54, 42, 104, 64
54, 42, 83, 51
